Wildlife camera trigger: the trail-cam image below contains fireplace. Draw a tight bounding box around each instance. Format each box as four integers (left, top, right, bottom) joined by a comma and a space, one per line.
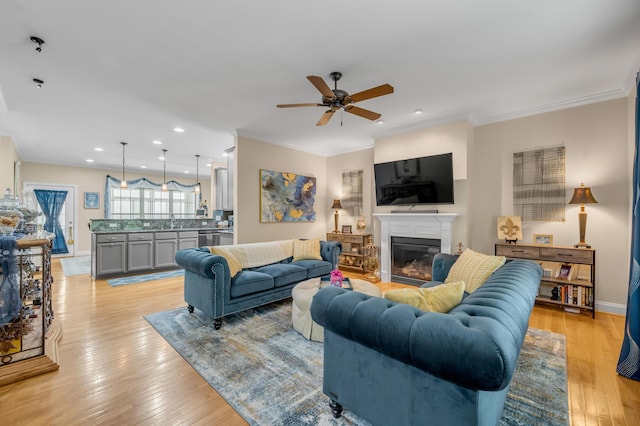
373, 212, 458, 283
391, 236, 441, 286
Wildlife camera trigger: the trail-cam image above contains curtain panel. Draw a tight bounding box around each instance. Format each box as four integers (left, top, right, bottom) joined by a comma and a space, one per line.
617, 71, 640, 381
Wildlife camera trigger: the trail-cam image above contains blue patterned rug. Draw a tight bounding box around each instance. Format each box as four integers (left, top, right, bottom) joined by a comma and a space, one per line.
145, 302, 568, 425
107, 269, 184, 286
59, 256, 91, 276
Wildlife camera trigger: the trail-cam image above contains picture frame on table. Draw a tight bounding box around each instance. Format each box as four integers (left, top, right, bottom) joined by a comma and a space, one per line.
533, 233, 553, 246
84, 192, 99, 209
341, 225, 352, 234
558, 264, 572, 279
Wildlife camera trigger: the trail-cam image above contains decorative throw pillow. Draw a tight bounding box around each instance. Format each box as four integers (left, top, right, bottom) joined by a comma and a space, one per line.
444, 248, 506, 293
383, 281, 465, 313
292, 238, 322, 262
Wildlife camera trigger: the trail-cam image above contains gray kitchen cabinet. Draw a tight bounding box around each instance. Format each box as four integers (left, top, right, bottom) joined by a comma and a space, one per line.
96, 233, 127, 276
127, 233, 154, 272
154, 231, 178, 268
219, 232, 234, 246
178, 231, 199, 250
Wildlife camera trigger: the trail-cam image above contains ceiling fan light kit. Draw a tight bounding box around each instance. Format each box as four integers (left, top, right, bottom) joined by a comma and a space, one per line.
277, 71, 393, 126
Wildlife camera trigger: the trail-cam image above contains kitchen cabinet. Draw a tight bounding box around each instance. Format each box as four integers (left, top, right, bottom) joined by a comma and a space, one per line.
178, 231, 199, 250
127, 233, 154, 272
219, 232, 233, 246
215, 168, 232, 210
95, 233, 127, 276
154, 231, 178, 268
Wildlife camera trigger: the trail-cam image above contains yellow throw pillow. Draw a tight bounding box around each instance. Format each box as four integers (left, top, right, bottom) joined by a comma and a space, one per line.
383, 281, 465, 313
445, 248, 506, 293
292, 239, 322, 261
209, 246, 243, 277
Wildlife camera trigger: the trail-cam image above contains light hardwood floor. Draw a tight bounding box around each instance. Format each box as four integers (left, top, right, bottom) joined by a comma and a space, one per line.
0, 260, 639, 425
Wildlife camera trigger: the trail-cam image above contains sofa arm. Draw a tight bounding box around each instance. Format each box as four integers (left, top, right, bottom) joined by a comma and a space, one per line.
311, 259, 542, 391
320, 240, 342, 269
175, 247, 231, 281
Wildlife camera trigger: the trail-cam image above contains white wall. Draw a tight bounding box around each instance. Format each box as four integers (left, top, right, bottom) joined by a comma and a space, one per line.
325, 148, 375, 235
0, 135, 20, 194
235, 135, 328, 244
373, 121, 470, 248
472, 98, 630, 312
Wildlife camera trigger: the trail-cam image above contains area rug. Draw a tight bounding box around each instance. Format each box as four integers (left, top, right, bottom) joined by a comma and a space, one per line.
107, 269, 184, 286
145, 302, 568, 426
59, 255, 91, 276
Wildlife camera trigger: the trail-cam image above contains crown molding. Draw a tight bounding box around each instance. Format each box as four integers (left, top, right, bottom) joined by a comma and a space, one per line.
373, 113, 471, 140
472, 89, 628, 126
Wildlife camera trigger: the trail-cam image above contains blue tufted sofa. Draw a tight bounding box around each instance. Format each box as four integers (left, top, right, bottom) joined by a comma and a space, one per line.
175, 240, 341, 329
310, 253, 542, 426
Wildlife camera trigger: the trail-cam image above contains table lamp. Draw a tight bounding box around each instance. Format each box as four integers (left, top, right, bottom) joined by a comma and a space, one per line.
568, 183, 598, 248
331, 199, 342, 233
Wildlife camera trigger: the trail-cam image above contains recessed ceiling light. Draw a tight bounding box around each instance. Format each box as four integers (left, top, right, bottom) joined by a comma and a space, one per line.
94, 147, 104, 152
184, 171, 189, 174
173, 127, 185, 133
376, 119, 384, 124
153, 140, 162, 145
206, 163, 212, 167
85, 159, 94, 163
223, 152, 228, 156
140, 165, 147, 169
414, 109, 423, 115
158, 156, 165, 161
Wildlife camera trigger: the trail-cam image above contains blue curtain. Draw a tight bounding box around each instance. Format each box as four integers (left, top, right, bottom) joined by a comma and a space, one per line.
618, 71, 640, 380
34, 189, 69, 255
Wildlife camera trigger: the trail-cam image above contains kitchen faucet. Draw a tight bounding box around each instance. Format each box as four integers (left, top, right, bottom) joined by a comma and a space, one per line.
170, 214, 176, 229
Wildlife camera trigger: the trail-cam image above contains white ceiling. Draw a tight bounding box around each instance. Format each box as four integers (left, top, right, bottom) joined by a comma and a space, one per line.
1, 1, 639, 179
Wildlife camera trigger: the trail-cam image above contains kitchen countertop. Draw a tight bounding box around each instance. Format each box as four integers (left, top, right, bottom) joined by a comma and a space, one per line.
92, 228, 234, 234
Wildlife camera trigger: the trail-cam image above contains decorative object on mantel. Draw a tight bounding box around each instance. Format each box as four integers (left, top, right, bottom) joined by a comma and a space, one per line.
497, 216, 523, 244
331, 199, 342, 232
568, 183, 598, 248
362, 235, 380, 282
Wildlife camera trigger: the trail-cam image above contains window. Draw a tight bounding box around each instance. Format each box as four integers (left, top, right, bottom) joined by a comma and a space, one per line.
105, 176, 198, 219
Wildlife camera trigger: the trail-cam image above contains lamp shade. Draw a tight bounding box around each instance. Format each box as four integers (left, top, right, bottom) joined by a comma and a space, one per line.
331, 199, 342, 209
569, 183, 597, 205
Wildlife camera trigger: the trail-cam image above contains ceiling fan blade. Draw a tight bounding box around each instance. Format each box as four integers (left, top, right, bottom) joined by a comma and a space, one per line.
277, 103, 321, 108
316, 109, 336, 126
348, 84, 394, 103
344, 105, 382, 121
307, 76, 335, 99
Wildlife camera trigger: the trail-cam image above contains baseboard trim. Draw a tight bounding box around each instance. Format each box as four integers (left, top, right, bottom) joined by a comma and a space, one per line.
595, 301, 627, 316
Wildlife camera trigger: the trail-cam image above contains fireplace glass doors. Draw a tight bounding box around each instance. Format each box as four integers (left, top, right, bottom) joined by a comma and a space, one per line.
390, 236, 440, 286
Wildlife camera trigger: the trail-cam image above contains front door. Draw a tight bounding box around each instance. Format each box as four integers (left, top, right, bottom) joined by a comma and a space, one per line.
23, 182, 76, 257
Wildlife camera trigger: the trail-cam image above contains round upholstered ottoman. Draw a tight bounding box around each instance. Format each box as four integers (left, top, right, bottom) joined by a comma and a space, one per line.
291, 277, 381, 342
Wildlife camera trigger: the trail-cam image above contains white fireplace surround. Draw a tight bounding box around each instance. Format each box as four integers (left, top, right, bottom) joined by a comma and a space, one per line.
373, 213, 458, 282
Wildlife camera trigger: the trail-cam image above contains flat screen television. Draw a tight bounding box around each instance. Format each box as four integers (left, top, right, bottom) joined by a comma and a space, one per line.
374, 153, 454, 206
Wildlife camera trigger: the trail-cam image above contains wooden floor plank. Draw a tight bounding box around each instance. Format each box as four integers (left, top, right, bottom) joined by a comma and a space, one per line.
0, 261, 639, 425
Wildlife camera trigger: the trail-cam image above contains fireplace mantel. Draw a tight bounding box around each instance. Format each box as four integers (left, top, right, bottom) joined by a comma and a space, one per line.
373, 213, 458, 282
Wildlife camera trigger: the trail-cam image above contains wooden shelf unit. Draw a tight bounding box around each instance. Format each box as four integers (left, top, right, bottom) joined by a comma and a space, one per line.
327, 233, 372, 273
495, 242, 596, 318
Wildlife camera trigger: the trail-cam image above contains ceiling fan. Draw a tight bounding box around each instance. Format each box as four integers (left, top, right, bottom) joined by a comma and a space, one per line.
277, 72, 394, 126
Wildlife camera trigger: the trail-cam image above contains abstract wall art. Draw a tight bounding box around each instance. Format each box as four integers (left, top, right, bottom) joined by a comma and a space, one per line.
260, 169, 316, 223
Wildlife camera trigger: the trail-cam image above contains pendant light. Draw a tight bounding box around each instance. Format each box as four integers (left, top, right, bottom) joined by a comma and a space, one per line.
194, 154, 201, 194
161, 149, 168, 192
120, 141, 128, 188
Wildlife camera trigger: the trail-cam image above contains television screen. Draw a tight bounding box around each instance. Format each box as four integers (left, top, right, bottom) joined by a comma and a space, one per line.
374, 153, 454, 206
